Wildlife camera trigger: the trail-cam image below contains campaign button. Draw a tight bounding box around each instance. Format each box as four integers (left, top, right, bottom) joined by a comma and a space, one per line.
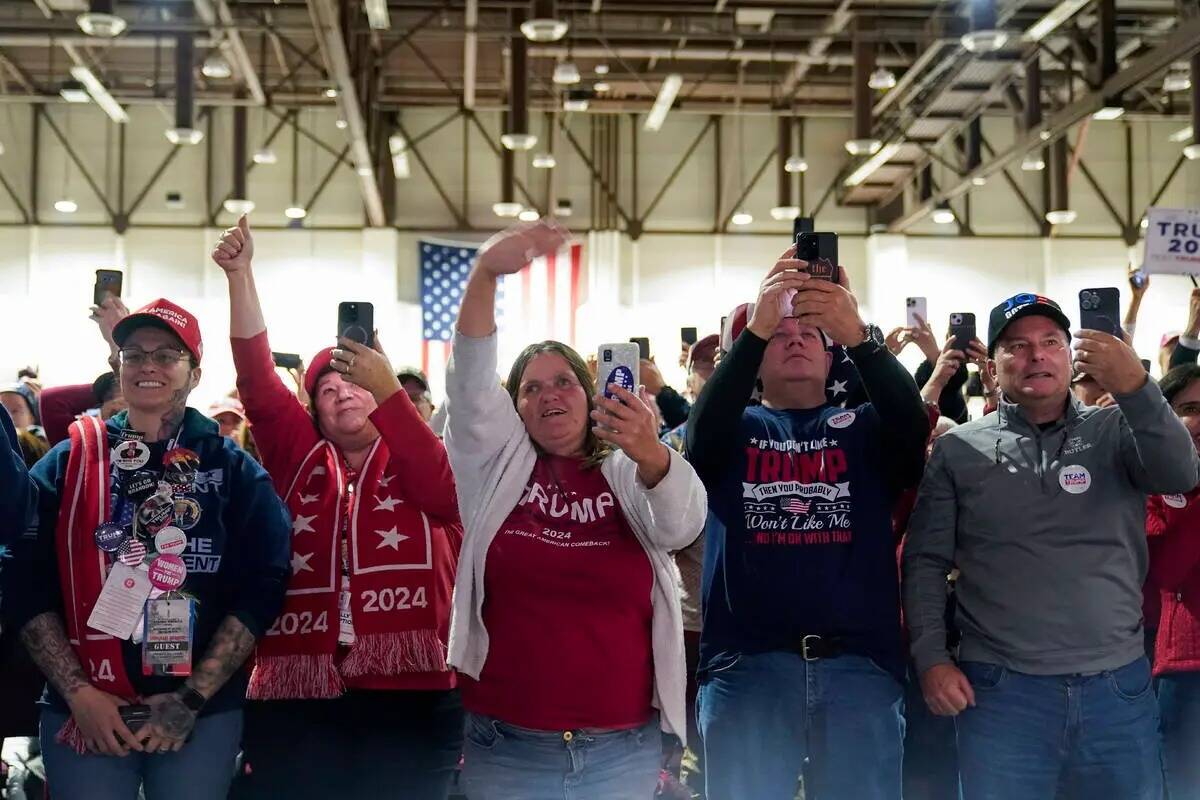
124, 471, 158, 503
117, 538, 148, 567
148, 555, 187, 591
1058, 465, 1092, 495
137, 493, 175, 535
154, 527, 188, 556
1164, 494, 1188, 509
112, 440, 150, 471
173, 498, 201, 531
93, 523, 128, 553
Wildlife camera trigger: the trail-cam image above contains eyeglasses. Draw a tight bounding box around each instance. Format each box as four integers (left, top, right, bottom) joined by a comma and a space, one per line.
118, 347, 190, 368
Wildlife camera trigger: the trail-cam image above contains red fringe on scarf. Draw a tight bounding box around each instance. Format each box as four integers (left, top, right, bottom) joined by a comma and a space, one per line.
55, 717, 88, 755
247, 653, 345, 700
339, 630, 447, 678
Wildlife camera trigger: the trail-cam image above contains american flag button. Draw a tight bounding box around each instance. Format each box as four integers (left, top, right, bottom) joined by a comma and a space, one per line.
117, 538, 148, 567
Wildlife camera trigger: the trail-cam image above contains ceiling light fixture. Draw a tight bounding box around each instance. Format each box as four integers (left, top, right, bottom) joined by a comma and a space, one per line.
961, 29, 1010, 53
518, 208, 541, 222
784, 155, 809, 173
843, 141, 901, 186
165, 128, 204, 145
284, 206, 308, 220
553, 61, 581, 85
252, 148, 277, 165
223, 198, 256, 215
1020, 152, 1046, 171
1092, 105, 1125, 120
59, 81, 89, 103
1045, 209, 1078, 225
644, 73, 683, 132
201, 54, 232, 80
932, 205, 956, 225
54, 198, 78, 214
868, 66, 897, 90
532, 153, 557, 169
77, 0, 126, 38
500, 132, 538, 150
69, 65, 128, 123
730, 210, 754, 226
1163, 72, 1192, 93
493, 201, 523, 218
1184, 143, 1200, 160
388, 133, 411, 178
363, 0, 390, 30
845, 138, 883, 156
770, 205, 801, 221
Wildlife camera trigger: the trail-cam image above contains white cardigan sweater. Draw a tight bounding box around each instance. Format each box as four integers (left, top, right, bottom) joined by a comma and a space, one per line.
443, 331, 707, 742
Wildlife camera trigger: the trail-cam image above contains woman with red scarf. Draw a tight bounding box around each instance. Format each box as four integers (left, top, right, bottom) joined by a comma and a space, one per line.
212, 217, 463, 799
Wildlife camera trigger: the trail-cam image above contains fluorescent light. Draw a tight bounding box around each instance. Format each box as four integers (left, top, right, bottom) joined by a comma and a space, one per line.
730, 210, 754, 226
932, 206, 955, 225
500, 132, 538, 150
1184, 143, 1200, 160
335, 119, 348, 130
972, 175, 988, 186
784, 155, 809, 173
553, 61, 581, 85
845, 138, 883, 156
323, 87, 340, 99
252, 148, 277, 165
364, 0, 390, 30
1021, 152, 1046, 171
520, 18, 569, 42
868, 67, 897, 90
69, 65, 129, 123
60, 81, 89, 103
201, 55, 232, 79
54, 198, 78, 214
518, 209, 541, 222
770, 206, 801, 221
388, 133, 410, 179
1023, 0, 1091, 43
165, 127, 204, 145
644, 73, 683, 132
843, 141, 901, 187
493, 202, 523, 218
532, 153, 557, 169
961, 30, 1009, 53
1163, 72, 1191, 93
77, 11, 125, 38
1169, 126, 1194, 143
1045, 209, 1077, 225
284, 206, 307, 220
1093, 106, 1125, 120
224, 198, 255, 215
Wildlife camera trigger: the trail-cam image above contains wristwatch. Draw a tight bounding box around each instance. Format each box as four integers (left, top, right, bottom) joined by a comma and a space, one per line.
851, 323, 887, 353
176, 685, 206, 713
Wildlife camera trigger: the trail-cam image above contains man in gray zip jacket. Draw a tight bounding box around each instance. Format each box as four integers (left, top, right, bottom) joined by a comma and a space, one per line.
903, 292, 1198, 800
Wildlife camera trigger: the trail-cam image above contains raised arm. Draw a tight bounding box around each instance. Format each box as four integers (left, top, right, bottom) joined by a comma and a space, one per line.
212, 216, 319, 479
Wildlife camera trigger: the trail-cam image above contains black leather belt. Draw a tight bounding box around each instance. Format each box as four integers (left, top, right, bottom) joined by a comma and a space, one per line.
795, 634, 844, 661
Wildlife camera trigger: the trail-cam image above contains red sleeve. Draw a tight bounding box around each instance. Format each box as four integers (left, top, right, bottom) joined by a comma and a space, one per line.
369, 390, 460, 526
231, 332, 320, 493
39, 383, 97, 446
1147, 497, 1200, 592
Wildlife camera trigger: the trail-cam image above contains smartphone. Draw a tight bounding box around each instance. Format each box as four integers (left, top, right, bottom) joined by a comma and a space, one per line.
906, 297, 928, 329
598, 343, 640, 400
119, 703, 152, 731
795, 232, 840, 283
629, 337, 650, 361
337, 302, 374, 347
272, 352, 302, 370
94, 269, 123, 306
948, 312, 977, 349
681, 327, 698, 347
1079, 288, 1121, 336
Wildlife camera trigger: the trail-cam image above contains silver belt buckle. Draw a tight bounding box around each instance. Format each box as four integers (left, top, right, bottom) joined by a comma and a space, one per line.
801, 634, 821, 661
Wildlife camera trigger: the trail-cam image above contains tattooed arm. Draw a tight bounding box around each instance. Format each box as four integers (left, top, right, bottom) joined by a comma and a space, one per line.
20, 612, 143, 756
140, 615, 258, 752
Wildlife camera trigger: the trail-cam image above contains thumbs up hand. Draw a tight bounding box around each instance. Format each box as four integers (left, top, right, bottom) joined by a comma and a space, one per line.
212, 214, 255, 275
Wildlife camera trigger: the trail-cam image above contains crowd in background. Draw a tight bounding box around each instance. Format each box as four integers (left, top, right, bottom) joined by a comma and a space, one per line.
1, 215, 1199, 800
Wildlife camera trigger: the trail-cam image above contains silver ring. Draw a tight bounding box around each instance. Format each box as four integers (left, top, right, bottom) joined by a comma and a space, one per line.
349, 355, 357, 370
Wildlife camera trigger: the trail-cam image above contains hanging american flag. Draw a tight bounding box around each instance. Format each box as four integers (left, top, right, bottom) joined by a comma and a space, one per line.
418, 238, 584, 380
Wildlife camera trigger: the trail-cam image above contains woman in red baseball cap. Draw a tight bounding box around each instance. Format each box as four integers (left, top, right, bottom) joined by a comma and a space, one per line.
212, 217, 463, 800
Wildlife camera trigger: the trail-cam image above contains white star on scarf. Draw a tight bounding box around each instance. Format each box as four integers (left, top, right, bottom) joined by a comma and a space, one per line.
291, 552, 314, 574
828, 379, 848, 397
299, 493, 319, 504
378, 474, 396, 487
376, 527, 409, 550
374, 496, 401, 512
292, 514, 316, 535
841, 350, 853, 364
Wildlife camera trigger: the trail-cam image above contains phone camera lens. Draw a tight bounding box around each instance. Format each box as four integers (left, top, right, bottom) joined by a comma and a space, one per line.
603, 349, 612, 361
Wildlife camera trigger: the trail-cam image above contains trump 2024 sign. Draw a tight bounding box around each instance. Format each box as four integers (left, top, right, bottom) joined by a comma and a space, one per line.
1144, 207, 1200, 275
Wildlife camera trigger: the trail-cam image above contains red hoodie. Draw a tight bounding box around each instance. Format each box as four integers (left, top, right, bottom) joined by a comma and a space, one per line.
1148, 487, 1200, 677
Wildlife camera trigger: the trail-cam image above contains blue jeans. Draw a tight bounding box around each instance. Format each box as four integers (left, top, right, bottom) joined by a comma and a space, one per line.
40, 707, 243, 800
697, 650, 905, 800
957, 657, 1162, 800
1158, 671, 1200, 800
460, 712, 662, 800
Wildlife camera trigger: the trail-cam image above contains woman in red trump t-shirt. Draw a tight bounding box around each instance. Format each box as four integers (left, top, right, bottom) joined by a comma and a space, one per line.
212, 216, 463, 800
445, 220, 708, 800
